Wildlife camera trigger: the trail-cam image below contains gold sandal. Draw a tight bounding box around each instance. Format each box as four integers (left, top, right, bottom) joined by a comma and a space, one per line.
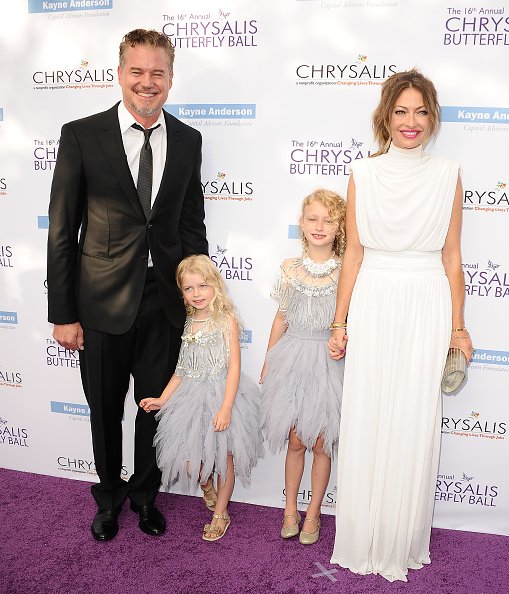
299, 517, 320, 545
200, 477, 217, 511
280, 512, 301, 539
202, 512, 231, 542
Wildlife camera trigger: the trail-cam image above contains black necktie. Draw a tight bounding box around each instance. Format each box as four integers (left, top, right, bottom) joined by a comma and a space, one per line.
131, 123, 160, 220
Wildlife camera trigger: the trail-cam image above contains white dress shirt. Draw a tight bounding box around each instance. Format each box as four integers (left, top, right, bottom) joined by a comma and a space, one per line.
118, 102, 167, 267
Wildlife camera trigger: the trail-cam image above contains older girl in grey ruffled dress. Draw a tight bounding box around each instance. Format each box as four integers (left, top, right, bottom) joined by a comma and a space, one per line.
260, 189, 346, 545
140, 255, 263, 542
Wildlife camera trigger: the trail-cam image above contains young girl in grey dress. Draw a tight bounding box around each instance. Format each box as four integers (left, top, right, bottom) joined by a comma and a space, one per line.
260, 189, 346, 545
140, 255, 263, 542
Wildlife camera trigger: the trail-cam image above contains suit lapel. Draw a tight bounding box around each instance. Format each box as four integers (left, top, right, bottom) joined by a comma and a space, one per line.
150, 110, 182, 217
95, 104, 145, 220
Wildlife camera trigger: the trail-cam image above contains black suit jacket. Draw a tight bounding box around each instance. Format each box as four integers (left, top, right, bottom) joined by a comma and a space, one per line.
47, 103, 208, 334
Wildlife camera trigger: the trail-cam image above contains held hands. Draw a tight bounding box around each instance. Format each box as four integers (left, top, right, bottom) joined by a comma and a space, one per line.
328, 328, 348, 360
213, 406, 232, 432
139, 397, 164, 413
450, 330, 474, 362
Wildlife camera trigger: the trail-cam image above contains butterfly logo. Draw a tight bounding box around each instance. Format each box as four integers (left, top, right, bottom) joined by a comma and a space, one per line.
0, 417, 7, 425
461, 473, 474, 482
350, 138, 363, 149
219, 9, 230, 19
356, 54, 367, 63
470, 411, 480, 418
487, 260, 500, 272
217, 172, 226, 180
216, 245, 227, 255
80, 60, 89, 69
496, 181, 506, 190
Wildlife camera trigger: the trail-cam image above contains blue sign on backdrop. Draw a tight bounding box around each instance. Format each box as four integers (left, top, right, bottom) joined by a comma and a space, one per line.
28, 0, 113, 13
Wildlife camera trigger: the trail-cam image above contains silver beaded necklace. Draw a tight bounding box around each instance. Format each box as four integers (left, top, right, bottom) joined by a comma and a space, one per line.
301, 255, 338, 277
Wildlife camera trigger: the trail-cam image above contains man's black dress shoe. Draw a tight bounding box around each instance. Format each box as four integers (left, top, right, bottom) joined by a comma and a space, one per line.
130, 502, 166, 536
91, 510, 119, 541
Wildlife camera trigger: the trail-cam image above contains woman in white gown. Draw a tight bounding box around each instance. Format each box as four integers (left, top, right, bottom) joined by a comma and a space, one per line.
328, 70, 473, 582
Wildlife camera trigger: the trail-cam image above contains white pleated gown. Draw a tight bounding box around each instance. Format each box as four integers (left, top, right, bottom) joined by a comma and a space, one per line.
330, 144, 459, 582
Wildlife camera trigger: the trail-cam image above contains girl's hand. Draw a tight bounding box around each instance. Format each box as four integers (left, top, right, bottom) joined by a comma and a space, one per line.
328, 328, 348, 360
139, 397, 163, 413
450, 331, 474, 362
213, 407, 232, 432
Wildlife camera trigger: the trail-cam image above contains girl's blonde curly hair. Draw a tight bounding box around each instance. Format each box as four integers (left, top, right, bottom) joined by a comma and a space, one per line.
176, 254, 240, 327
300, 188, 347, 257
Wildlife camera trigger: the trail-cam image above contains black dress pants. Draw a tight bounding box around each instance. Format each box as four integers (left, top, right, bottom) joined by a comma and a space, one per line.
79, 271, 182, 512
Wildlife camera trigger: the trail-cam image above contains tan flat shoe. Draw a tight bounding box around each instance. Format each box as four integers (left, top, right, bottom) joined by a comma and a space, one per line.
299, 517, 320, 545
200, 477, 217, 511
280, 512, 301, 539
202, 512, 230, 542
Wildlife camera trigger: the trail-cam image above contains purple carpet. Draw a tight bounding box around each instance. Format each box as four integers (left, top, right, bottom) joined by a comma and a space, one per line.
1, 468, 507, 594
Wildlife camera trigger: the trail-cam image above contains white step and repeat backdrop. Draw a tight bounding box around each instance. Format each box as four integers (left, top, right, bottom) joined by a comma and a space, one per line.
0, 0, 508, 536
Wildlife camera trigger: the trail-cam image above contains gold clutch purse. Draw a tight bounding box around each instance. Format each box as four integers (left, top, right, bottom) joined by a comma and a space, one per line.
441, 347, 467, 394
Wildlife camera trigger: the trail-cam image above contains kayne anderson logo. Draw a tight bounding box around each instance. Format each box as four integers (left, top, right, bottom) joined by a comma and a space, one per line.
28, 0, 113, 14
470, 348, 509, 375
51, 401, 90, 416
442, 106, 509, 134
240, 329, 252, 350
240, 329, 252, 344
32, 60, 114, 91
296, 54, 397, 87
0, 311, 18, 329
290, 137, 371, 176
436, 472, 498, 507
443, 7, 509, 46
472, 348, 509, 365
162, 9, 258, 49
166, 103, 255, 128
38, 216, 50, 229
442, 411, 506, 440
463, 181, 509, 213
202, 171, 254, 203
463, 259, 509, 298
288, 225, 300, 239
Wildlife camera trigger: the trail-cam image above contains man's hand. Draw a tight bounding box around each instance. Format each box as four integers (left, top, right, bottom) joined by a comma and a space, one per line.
53, 322, 84, 351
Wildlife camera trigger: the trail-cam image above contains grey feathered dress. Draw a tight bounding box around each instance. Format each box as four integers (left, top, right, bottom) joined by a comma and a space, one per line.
261, 257, 344, 458
154, 315, 264, 491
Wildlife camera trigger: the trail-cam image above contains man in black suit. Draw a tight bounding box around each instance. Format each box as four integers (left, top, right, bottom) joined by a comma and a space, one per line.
47, 29, 208, 541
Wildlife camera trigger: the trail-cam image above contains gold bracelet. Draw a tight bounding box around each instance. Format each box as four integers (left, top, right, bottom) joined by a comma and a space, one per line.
330, 322, 347, 330
452, 327, 467, 332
